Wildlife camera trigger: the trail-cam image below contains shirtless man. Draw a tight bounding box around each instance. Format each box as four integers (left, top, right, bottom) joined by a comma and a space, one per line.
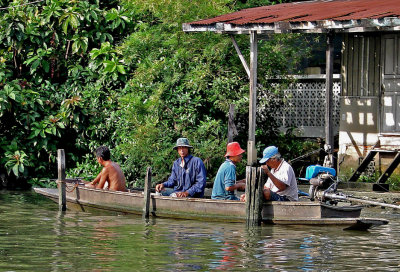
85, 146, 127, 192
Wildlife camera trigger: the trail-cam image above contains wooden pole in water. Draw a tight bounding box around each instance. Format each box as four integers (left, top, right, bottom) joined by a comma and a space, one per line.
324, 31, 334, 168
247, 31, 258, 166
245, 166, 265, 226
57, 149, 66, 211
143, 167, 152, 218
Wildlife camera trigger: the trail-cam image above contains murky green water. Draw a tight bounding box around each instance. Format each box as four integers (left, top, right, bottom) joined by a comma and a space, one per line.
1, 191, 400, 271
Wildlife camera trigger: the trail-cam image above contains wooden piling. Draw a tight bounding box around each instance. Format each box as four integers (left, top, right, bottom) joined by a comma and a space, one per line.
324, 31, 334, 168
143, 167, 152, 218
57, 149, 66, 211
247, 31, 258, 166
245, 166, 266, 226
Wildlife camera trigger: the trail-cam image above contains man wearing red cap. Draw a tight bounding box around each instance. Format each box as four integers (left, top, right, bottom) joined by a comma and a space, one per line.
211, 142, 246, 200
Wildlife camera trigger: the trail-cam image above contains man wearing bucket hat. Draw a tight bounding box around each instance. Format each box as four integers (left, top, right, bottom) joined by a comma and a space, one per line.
259, 146, 298, 201
155, 138, 207, 198
211, 142, 246, 200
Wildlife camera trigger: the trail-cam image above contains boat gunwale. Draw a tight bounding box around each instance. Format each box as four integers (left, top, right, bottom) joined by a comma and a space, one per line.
66, 184, 335, 207
40, 185, 365, 210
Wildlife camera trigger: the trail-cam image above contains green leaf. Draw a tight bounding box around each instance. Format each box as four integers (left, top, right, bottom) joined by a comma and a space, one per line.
12, 164, 19, 176
116, 65, 126, 74
17, 23, 25, 33
31, 59, 41, 71
62, 19, 69, 34
103, 61, 116, 72
106, 12, 118, 21
91, 11, 98, 20
42, 60, 50, 73
24, 56, 39, 65
70, 15, 79, 29
9, 92, 16, 100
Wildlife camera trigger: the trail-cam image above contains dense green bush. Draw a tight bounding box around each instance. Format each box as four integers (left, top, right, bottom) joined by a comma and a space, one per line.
0, 0, 317, 189
0, 0, 137, 187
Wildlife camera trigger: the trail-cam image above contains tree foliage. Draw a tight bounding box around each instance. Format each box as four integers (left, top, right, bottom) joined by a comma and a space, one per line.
0, 0, 137, 187
0, 0, 317, 189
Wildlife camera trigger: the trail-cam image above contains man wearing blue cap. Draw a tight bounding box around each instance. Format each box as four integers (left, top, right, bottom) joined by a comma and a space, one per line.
259, 146, 298, 201
155, 138, 207, 198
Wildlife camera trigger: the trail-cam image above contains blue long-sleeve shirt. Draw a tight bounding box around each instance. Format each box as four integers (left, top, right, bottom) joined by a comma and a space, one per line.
162, 154, 207, 198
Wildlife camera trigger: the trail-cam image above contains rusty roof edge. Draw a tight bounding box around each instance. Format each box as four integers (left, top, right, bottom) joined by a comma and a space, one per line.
183, 17, 400, 34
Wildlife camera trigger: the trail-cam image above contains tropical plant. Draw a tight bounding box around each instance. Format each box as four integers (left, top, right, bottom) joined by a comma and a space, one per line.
0, 0, 317, 189
4, 150, 31, 177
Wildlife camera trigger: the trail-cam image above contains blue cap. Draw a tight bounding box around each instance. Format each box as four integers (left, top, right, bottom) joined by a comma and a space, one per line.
259, 146, 278, 164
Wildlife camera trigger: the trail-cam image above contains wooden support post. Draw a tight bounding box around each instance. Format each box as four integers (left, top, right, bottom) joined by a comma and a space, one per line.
143, 167, 152, 218
57, 149, 66, 211
377, 152, 400, 185
349, 140, 380, 182
324, 31, 335, 168
248, 31, 258, 166
228, 104, 238, 143
230, 35, 250, 79
245, 166, 265, 226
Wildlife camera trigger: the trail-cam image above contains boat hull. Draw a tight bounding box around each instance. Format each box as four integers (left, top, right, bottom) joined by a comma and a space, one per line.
33, 182, 388, 229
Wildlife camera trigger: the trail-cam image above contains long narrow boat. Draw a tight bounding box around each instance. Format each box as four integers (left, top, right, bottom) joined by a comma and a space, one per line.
33, 180, 388, 230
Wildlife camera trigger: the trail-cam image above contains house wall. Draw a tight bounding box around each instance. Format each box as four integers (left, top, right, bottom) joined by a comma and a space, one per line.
338, 33, 400, 179
338, 96, 380, 177
338, 33, 381, 177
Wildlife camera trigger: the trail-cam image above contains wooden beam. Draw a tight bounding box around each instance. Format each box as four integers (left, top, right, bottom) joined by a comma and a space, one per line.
143, 167, 152, 218
57, 149, 66, 211
228, 104, 238, 143
230, 35, 250, 79
324, 31, 334, 168
349, 140, 380, 182
377, 152, 400, 184
248, 31, 258, 165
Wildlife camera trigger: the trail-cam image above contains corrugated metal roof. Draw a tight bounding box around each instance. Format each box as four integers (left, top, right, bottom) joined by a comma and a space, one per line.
183, 0, 400, 33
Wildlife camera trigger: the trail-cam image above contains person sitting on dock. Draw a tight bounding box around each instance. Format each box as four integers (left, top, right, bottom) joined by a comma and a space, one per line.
211, 142, 246, 200
85, 146, 127, 192
155, 138, 207, 198
259, 146, 298, 201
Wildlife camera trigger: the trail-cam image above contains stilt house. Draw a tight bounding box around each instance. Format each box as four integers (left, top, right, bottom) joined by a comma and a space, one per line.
183, 0, 400, 181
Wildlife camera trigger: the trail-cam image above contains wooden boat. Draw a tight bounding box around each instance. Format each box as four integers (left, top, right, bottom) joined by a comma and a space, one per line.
33, 180, 388, 230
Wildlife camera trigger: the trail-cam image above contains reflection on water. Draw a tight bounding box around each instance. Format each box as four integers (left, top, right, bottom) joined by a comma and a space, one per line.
1, 191, 400, 271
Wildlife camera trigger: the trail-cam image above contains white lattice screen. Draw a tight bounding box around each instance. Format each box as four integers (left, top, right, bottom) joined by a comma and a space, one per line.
271, 78, 341, 138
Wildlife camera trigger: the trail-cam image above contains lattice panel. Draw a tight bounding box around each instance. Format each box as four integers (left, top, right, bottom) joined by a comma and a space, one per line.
264, 79, 341, 137
358, 157, 376, 177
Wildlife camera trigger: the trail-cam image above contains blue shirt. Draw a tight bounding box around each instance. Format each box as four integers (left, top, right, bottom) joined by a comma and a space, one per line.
163, 154, 207, 198
211, 159, 239, 200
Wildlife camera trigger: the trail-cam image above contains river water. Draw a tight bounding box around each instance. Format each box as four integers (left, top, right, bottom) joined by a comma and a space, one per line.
1, 190, 399, 271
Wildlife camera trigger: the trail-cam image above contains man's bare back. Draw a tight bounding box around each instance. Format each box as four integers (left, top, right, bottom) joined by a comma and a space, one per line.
102, 161, 126, 191
86, 161, 126, 191
85, 146, 126, 192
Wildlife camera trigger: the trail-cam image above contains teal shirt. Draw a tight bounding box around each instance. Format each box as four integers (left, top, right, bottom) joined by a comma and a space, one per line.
211, 159, 239, 200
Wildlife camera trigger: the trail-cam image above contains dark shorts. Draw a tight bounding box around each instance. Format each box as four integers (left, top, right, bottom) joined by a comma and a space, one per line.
269, 191, 289, 201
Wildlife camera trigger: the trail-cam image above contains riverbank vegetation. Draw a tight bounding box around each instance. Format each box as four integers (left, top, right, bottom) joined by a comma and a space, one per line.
0, 0, 318, 189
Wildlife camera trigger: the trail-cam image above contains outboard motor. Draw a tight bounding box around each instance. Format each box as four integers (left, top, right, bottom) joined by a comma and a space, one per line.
305, 165, 337, 202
